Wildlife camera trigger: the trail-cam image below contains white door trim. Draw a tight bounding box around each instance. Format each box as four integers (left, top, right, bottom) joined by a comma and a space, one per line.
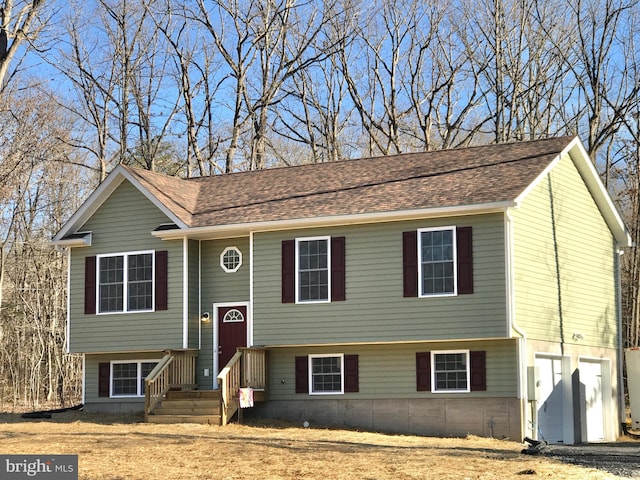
578, 356, 612, 442
534, 353, 574, 444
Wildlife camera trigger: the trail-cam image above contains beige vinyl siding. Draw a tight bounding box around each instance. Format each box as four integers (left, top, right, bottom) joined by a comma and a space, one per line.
68, 181, 184, 353
84, 352, 164, 405
253, 214, 507, 346
512, 153, 618, 348
267, 340, 518, 401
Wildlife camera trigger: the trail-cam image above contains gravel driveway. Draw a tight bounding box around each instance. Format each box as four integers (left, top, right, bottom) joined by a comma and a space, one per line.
542, 442, 640, 478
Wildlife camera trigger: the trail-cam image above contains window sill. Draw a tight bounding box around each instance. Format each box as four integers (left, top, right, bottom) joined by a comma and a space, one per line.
96, 309, 155, 315
431, 390, 470, 394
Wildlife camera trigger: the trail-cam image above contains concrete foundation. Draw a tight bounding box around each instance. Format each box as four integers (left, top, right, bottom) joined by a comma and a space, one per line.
251, 397, 522, 439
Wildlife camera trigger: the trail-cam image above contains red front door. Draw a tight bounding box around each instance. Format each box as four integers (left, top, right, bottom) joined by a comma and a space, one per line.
218, 305, 248, 367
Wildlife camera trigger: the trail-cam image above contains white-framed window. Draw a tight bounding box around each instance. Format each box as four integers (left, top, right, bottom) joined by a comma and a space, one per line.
431, 350, 470, 393
296, 236, 331, 303
97, 251, 154, 313
110, 360, 159, 397
220, 247, 242, 273
309, 354, 344, 395
419, 227, 457, 297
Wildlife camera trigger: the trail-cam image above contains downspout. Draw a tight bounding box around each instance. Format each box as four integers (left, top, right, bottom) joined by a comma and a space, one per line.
65, 248, 71, 354
249, 231, 254, 347
616, 248, 625, 431
81, 354, 86, 405
198, 240, 202, 350
183, 237, 189, 349
506, 210, 530, 439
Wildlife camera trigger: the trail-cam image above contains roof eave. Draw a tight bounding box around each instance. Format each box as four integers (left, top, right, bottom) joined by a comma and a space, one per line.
152, 201, 516, 240
51, 232, 93, 248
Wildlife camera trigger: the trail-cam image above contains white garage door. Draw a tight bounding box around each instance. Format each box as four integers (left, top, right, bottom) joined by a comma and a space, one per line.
579, 360, 605, 442
535, 356, 564, 443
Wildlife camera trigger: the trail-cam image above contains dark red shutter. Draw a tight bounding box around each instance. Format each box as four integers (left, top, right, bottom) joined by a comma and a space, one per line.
344, 354, 359, 392
457, 227, 473, 294
282, 240, 296, 303
403, 231, 418, 297
155, 250, 168, 311
470, 351, 486, 391
416, 352, 431, 391
98, 362, 110, 397
331, 236, 346, 301
295, 356, 309, 393
84, 256, 97, 314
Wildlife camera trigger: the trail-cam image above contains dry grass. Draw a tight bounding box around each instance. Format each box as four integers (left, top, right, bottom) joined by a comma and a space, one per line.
0, 412, 623, 479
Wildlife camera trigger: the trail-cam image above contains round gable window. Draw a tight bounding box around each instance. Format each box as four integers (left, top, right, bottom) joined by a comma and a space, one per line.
220, 247, 242, 273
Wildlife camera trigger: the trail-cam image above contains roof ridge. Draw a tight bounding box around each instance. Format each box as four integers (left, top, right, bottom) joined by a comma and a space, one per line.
173, 135, 576, 182
193, 151, 558, 217
117, 136, 574, 227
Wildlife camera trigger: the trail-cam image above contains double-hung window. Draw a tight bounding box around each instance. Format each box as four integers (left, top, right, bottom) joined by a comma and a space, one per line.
296, 237, 330, 303
419, 227, 456, 296
111, 360, 158, 397
309, 354, 344, 394
98, 251, 154, 313
431, 350, 470, 393
295, 354, 358, 394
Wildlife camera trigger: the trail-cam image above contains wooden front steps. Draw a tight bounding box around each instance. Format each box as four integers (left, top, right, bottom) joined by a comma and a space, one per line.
145, 348, 268, 425
146, 390, 223, 425
146, 389, 267, 425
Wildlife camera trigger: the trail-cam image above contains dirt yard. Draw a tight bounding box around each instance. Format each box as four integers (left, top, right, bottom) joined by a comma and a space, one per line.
0, 411, 629, 479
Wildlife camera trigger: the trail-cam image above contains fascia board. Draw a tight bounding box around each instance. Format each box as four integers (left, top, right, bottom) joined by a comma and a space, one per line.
152, 201, 515, 240
52, 165, 189, 243
51, 232, 92, 248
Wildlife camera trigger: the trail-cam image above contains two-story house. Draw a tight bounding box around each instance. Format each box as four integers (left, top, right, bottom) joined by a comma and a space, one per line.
52, 136, 631, 444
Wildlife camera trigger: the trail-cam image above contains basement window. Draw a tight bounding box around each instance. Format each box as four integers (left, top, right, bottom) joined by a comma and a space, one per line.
309, 354, 344, 394
431, 350, 470, 393
110, 360, 159, 397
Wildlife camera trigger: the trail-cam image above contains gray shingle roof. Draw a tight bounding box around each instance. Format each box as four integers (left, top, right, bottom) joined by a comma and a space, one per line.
123, 136, 575, 227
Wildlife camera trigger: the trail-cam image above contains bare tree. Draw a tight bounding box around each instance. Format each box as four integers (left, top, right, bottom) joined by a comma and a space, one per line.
52, 0, 184, 179
189, 0, 257, 173
339, 0, 417, 155
0, 87, 83, 410
148, 0, 224, 177
618, 134, 640, 347
565, 0, 640, 181
272, 0, 358, 164
407, 3, 485, 150
275, 55, 354, 164
0, 0, 50, 91
194, 0, 347, 171
54, 4, 118, 181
